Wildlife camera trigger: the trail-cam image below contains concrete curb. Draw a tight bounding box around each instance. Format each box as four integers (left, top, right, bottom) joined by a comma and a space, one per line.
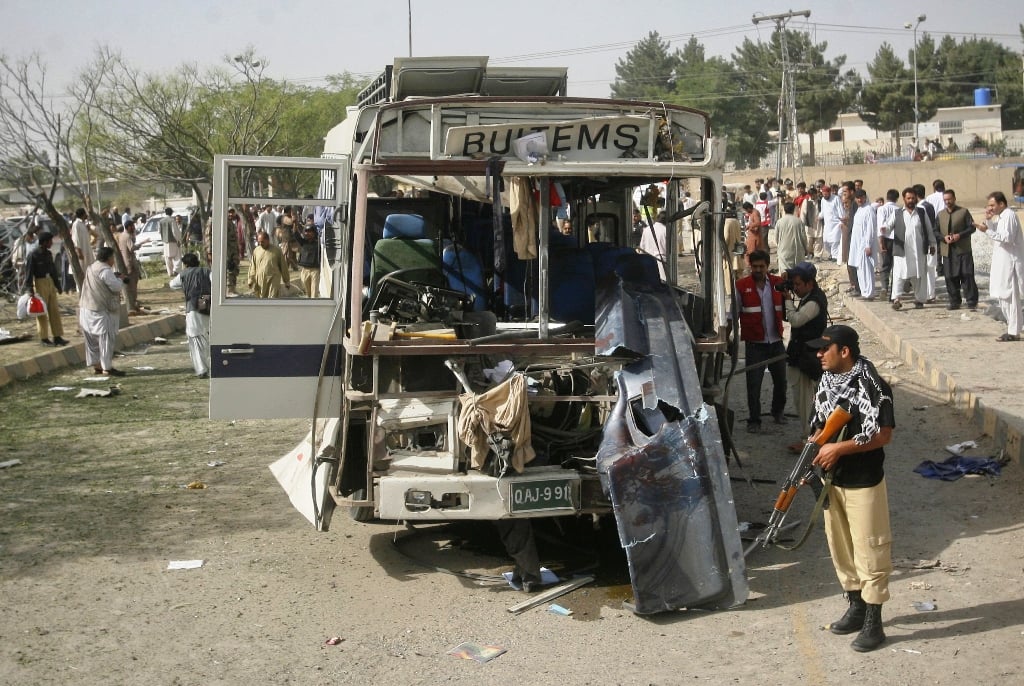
0, 314, 185, 389
843, 295, 1021, 466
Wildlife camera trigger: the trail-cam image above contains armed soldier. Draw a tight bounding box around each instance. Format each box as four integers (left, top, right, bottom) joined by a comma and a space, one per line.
805, 325, 895, 652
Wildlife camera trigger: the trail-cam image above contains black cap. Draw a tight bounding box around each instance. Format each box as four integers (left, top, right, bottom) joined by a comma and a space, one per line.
807, 324, 859, 350
788, 261, 816, 281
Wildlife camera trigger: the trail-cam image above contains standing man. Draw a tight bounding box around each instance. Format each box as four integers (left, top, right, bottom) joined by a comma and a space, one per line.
735, 249, 787, 433
248, 230, 290, 298
875, 189, 900, 297
24, 232, 68, 346
937, 189, 979, 311
774, 201, 806, 274
78, 247, 126, 376
158, 207, 182, 276
914, 184, 939, 303
294, 218, 321, 298
973, 191, 1024, 341
806, 324, 895, 653
741, 202, 764, 266
890, 188, 935, 310
121, 207, 133, 231
169, 253, 212, 378
70, 207, 95, 290
849, 189, 878, 300
801, 186, 820, 259
840, 182, 856, 288
782, 261, 828, 437
820, 184, 843, 262
205, 208, 241, 296
116, 220, 144, 315
638, 210, 669, 281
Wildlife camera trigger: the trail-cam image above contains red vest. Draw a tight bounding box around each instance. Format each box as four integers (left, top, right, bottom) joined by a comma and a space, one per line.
736, 274, 785, 342
754, 199, 770, 227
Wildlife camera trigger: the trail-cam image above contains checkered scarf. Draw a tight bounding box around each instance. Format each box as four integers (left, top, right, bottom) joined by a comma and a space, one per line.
812, 358, 890, 446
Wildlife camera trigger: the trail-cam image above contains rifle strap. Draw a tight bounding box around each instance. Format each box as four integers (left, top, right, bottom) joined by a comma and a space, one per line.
777, 470, 833, 551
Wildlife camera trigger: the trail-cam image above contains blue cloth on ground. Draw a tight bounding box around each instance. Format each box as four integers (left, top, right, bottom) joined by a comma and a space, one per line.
913, 455, 1003, 481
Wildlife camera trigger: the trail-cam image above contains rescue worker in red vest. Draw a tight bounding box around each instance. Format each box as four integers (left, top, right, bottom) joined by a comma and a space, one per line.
735, 249, 788, 433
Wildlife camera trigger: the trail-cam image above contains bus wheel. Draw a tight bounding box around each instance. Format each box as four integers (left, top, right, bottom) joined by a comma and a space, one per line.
348, 488, 375, 522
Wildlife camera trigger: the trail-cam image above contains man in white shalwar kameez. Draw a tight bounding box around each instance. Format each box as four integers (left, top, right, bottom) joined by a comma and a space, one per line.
820, 185, 844, 261
974, 191, 1024, 341
849, 190, 878, 300
889, 188, 935, 310
78, 247, 125, 376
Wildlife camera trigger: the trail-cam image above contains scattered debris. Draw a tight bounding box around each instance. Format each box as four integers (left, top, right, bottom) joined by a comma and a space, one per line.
507, 575, 595, 614
447, 642, 507, 663
909, 581, 933, 591
0, 329, 32, 345
502, 567, 559, 590
206, 461, 226, 467
894, 558, 941, 569
185, 481, 207, 489
47, 386, 74, 392
548, 604, 572, 616
83, 376, 107, 382
153, 337, 168, 344
0, 459, 23, 469
912, 405, 930, 411
914, 455, 1003, 480
893, 648, 923, 655
167, 560, 204, 570
133, 366, 155, 371
324, 636, 344, 646
945, 440, 978, 456
76, 386, 121, 398
912, 601, 937, 612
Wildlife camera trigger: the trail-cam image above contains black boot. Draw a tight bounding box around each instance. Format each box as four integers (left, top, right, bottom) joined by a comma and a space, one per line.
851, 603, 886, 652
829, 590, 866, 635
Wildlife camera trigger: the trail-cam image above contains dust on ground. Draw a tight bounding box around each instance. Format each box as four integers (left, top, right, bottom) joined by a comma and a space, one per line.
1, 277, 1022, 685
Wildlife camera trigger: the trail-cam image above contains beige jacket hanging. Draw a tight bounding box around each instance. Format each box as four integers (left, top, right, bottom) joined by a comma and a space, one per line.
456, 373, 535, 473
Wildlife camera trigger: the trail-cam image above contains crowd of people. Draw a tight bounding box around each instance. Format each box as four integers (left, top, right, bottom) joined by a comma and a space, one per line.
732, 174, 1023, 652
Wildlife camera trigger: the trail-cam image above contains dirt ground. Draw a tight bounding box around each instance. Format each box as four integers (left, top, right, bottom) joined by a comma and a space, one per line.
1, 276, 1023, 685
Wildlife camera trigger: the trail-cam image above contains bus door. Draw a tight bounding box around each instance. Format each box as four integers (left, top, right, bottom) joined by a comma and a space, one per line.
209, 155, 350, 419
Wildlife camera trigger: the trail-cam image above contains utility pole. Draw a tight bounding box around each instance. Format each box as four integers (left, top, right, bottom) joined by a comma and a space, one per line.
752, 10, 810, 181
408, 0, 413, 57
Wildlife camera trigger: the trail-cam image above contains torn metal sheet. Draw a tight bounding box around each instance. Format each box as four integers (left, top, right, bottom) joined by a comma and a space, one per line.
595, 274, 747, 615
602, 400, 747, 614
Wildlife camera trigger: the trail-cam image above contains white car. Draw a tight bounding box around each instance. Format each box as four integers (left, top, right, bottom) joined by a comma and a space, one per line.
135, 217, 164, 262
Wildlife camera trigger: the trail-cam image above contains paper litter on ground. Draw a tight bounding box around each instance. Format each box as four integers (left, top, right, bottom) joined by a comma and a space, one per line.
945, 440, 978, 456
447, 642, 507, 663
133, 366, 155, 371
0, 459, 23, 469
167, 560, 204, 570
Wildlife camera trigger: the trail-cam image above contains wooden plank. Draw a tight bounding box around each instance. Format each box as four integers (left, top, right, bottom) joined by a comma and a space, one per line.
506, 575, 595, 614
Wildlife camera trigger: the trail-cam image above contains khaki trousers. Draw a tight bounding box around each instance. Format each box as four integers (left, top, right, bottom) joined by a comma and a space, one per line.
824, 478, 893, 605
32, 276, 64, 340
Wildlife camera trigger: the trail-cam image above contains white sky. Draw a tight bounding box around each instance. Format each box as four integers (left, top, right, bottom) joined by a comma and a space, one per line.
4, 0, 1021, 99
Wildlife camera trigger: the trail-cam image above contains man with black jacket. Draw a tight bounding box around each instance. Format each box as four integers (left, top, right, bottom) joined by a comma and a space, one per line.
806, 325, 895, 653
936, 189, 978, 310
294, 218, 321, 298
169, 253, 212, 378
25, 232, 68, 346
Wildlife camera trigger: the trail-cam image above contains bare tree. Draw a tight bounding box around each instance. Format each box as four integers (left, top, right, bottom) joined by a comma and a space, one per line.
76, 47, 284, 222
0, 54, 85, 286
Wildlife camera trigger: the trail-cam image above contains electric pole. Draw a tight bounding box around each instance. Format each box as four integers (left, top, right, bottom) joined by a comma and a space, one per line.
752, 10, 810, 182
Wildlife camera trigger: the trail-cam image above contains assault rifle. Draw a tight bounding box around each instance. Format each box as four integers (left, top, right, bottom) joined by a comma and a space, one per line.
745, 402, 853, 556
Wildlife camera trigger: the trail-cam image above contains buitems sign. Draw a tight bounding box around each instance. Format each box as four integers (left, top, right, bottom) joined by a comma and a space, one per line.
444, 115, 651, 162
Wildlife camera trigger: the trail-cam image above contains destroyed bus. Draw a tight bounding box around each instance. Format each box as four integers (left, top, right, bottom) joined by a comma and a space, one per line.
209, 57, 747, 614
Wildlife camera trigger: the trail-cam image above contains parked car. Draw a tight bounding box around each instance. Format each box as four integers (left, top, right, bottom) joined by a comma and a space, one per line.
135, 217, 164, 262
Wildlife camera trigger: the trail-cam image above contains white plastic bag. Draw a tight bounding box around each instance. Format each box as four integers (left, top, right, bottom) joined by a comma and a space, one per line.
15, 293, 32, 320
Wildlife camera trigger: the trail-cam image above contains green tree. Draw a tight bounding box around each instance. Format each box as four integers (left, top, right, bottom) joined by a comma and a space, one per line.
610, 31, 679, 100
730, 29, 856, 169
858, 43, 914, 141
